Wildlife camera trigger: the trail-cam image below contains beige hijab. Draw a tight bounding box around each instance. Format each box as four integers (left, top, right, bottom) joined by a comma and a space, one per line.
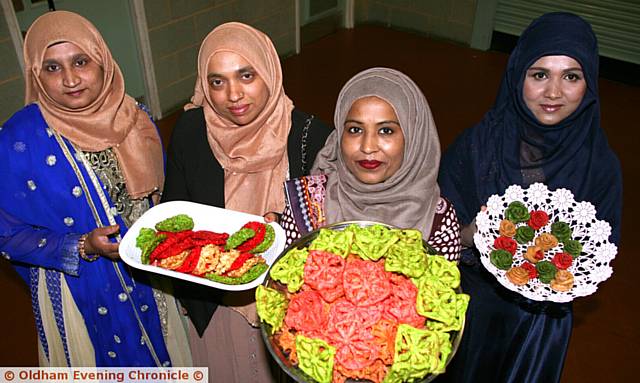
23, 11, 164, 199
186, 22, 294, 215
313, 67, 441, 238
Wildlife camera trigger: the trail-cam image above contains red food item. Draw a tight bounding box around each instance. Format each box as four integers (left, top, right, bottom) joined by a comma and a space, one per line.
304, 250, 346, 302
335, 339, 379, 370
343, 259, 391, 307
528, 210, 550, 230
284, 290, 328, 333
225, 252, 254, 274
191, 230, 229, 246
235, 221, 266, 252
493, 236, 518, 255
383, 295, 425, 328
174, 246, 202, 273
521, 262, 538, 279
149, 230, 194, 261
551, 252, 573, 270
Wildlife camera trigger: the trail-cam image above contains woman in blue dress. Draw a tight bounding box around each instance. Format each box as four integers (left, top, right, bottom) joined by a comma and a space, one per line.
437, 12, 622, 382
0, 11, 190, 366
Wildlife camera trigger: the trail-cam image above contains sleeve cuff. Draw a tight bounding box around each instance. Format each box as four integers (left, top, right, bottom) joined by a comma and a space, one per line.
61, 233, 81, 276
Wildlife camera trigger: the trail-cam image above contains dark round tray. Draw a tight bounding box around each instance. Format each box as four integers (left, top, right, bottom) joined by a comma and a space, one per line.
260, 221, 465, 383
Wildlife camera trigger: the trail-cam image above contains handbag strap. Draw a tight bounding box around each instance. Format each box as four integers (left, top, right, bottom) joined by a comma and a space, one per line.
300, 114, 315, 174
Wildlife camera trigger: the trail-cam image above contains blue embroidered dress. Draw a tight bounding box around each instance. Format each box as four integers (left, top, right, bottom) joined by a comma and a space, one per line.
0, 103, 184, 367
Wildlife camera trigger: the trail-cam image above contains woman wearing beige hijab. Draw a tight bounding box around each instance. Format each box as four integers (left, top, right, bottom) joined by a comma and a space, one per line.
0, 11, 189, 366
283, 67, 461, 261
162, 22, 330, 381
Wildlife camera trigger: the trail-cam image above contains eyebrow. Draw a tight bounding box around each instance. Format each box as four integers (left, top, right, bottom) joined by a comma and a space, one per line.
527, 66, 583, 72
42, 53, 89, 65
344, 119, 400, 125
207, 65, 255, 80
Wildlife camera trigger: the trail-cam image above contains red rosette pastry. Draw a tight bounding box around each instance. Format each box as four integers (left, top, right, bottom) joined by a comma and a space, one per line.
284, 289, 328, 333
528, 210, 550, 230
303, 250, 346, 302
383, 273, 424, 328
494, 236, 518, 255
521, 262, 538, 279
343, 258, 391, 307
551, 252, 573, 270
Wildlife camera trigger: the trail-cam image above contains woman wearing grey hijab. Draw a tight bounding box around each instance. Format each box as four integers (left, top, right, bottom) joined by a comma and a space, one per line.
279, 67, 461, 260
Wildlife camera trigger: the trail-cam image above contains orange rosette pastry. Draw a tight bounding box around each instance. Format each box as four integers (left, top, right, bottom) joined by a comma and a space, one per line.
499, 220, 517, 238
506, 266, 530, 286
535, 233, 558, 251
550, 269, 574, 292
523, 245, 545, 264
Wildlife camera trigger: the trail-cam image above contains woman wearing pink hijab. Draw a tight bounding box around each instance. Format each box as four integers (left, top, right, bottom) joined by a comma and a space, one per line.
162, 22, 331, 381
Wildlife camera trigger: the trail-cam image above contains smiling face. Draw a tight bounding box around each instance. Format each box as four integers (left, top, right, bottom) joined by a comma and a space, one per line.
38, 42, 104, 110
341, 96, 405, 184
206, 51, 270, 126
523, 55, 587, 125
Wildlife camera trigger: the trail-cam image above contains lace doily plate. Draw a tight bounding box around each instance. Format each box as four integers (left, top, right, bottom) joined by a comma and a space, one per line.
474, 183, 617, 302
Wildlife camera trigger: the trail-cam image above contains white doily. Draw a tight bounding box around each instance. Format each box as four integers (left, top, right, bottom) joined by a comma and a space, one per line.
474, 183, 617, 303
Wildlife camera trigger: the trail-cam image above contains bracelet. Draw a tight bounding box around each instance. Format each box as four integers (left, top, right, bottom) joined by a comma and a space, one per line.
78, 234, 99, 262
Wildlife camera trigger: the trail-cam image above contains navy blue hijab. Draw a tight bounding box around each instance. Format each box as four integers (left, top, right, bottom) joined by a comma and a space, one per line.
439, 12, 622, 245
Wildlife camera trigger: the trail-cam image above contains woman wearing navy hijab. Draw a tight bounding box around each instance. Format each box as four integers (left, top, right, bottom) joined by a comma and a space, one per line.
438, 12, 622, 382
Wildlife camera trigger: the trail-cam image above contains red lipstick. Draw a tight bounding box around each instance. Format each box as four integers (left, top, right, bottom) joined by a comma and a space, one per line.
358, 160, 382, 169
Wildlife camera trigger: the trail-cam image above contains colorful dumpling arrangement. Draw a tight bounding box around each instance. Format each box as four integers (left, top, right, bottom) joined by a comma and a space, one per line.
135, 214, 274, 285
256, 224, 469, 383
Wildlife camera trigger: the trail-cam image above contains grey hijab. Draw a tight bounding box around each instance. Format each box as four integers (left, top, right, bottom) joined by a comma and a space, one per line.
312, 67, 441, 238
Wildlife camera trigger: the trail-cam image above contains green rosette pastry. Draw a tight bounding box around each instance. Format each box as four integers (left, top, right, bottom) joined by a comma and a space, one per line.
154, 214, 194, 232
295, 335, 335, 383
350, 224, 399, 261
255, 285, 287, 334
490, 249, 513, 270
504, 201, 530, 223
269, 247, 308, 293
563, 239, 583, 258
421, 255, 461, 289
309, 228, 354, 258
536, 260, 558, 284
514, 225, 535, 244
386, 324, 452, 380
551, 221, 573, 243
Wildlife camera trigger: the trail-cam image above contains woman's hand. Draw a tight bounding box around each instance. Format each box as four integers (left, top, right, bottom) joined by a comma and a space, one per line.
84, 225, 120, 260
263, 212, 280, 224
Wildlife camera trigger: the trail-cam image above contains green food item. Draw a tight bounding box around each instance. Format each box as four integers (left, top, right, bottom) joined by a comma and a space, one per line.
269, 247, 308, 293
350, 224, 399, 261
551, 221, 573, 243
385, 229, 427, 278
385, 324, 452, 380
420, 254, 461, 289
225, 228, 255, 251
295, 335, 335, 383
255, 285, 288, 334
205, 262, 268, 285
136, 228, 156, 250
536, 260, 558, 284
415, 278, 468, 331
504, 201, 530, 223
140, 233, 167, 264
309, 228, 354, 258
514, 225, 535, 244
154, 214, 194, 232
490, 249, 513, 270
251, 224, 275, 254
563, 239, 583, 258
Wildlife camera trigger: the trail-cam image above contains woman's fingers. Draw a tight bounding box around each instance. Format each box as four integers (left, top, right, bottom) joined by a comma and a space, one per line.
263, 212, 279, 223
85, 225, 120, 256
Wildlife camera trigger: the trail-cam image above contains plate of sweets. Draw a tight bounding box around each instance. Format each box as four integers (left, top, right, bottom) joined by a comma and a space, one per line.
119, 201, 286, 291
474, 183, 618, 303
255, 221, 469, 383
